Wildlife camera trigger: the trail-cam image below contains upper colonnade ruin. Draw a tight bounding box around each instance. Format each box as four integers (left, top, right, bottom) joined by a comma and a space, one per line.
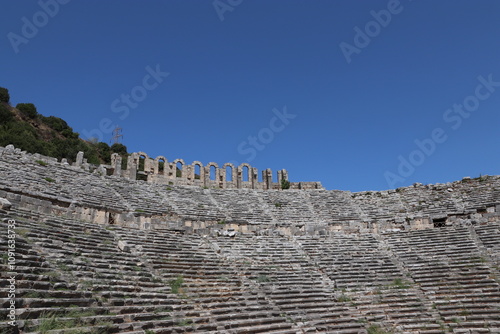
74, 150, 323, 190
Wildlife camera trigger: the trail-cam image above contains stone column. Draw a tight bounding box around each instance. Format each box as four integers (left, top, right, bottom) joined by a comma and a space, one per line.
251, 167, 258, 189
236, 166, 242, 189
75, 151, 84, 167
127, 155, 137, 181
111, 153, 122, 176
263, 169, 273, 190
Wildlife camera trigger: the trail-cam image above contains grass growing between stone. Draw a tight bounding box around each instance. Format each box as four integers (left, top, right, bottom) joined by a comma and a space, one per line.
367, 324, 392, 334
390, 278, 411, 289
169, 275, 184, 294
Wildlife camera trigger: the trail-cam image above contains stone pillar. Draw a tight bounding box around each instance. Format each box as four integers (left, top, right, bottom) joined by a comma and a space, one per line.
127, 155, 137, 181
111, 153, 122, 176
130, 167, 137, 180
182, 164, 191, 184
236, 166, 242, 189
203, 166, 209, 188
153, 160, 159, 175
75, 151, 84, 167
167, 163, 175, 180
218, 167, 225, 188
263, 169, 273, 190
251, 167, 258, 189
278, 169, 289, 188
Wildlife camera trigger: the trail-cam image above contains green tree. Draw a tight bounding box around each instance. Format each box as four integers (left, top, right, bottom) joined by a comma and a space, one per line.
16, 103, 38, 119
40, 115, 70, 132
0, 105, 14, 124
0, 121, 49, 155
0, 87, 10, 103
110, 143, 128, 155
96, 142, 111, 164
61, 128, 79, 139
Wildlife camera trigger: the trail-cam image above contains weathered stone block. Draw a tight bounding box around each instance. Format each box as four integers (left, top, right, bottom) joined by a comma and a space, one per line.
0, 198, 12, 210
117, 240, 130, 252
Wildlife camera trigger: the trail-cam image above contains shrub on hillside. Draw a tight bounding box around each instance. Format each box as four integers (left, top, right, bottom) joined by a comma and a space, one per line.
0, 87, 9, 103
41, 115, 71, 132
0, 121, 50, 155
0, 105, 14, 124
96, 142, 111, 163
16, 103, 38, 119
111, 143, 128, 155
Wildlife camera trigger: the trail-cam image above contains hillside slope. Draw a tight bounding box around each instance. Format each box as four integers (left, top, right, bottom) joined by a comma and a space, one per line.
0, 87, 126, 164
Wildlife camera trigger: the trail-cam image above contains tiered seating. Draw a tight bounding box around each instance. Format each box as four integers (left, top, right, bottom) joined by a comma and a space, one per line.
474, 222, 500, 269
0, 216, 97, 333
159, 186, 226, 222
298, 235, 403, 288
475, 222, 500, 249
213, 234, 364, 333
297, 234, 442, 333
307, 190, 362, 223
2, 146, 500, 333
2, 146, 500, 228
0, 213, 181, 333
208, 189, 273, 223
113, 227, 296, 333
108, 178, 174, 217
0, 153, 127, 213
460, 178, 500, 210
261, 191, 317, 224
385, 225, 500, 332
1, 207, 500, 333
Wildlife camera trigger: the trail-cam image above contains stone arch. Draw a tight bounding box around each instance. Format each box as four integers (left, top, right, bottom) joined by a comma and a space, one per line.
205, 162, 219, 181
236, 163, 252, 188
154, 156, 168, 175
136, 152, 150, 172
173, 159, 185, 178
191, 161, 203, 183
222, 162, 236, 183
239, 163, 252, 181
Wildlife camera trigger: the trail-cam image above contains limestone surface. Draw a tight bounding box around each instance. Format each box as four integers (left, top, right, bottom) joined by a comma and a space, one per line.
0, 145, 499, 333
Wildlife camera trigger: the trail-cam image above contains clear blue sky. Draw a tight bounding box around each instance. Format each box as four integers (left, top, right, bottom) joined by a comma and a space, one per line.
2, 0, 499, 191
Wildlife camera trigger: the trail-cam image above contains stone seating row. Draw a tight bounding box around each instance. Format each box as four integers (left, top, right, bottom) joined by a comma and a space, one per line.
384, 226, 500, 332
